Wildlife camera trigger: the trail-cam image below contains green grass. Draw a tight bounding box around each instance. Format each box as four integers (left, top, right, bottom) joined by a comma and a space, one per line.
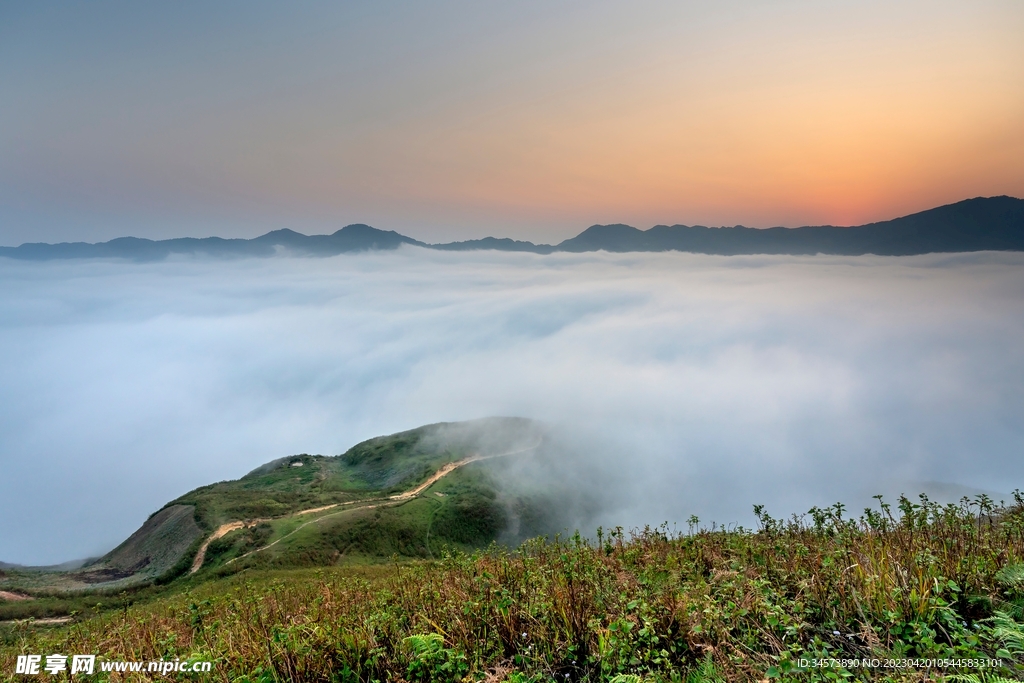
194, 464, 512, 574
1, 418, 541, 594
176, 418, 535, 534
5, 493, 1024, 682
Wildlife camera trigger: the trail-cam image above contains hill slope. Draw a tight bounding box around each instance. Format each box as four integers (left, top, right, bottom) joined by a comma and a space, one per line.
0, 418, 548, 593
557, 196, 1024, 255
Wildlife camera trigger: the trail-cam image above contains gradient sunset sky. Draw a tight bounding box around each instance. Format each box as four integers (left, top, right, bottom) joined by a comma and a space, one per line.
2, 0, 1023, 245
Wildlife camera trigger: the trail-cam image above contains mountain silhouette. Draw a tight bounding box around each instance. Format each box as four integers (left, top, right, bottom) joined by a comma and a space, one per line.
2, 196, 1021, 260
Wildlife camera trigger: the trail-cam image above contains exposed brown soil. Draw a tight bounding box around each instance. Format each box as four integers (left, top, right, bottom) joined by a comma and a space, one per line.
189, 501, 364, 574
387, 459, 469, 501
72, 557, 152, 584
0, 590, 33, 601
190, 521, 260, 574
88, 504, 202, 585
0, 616, 72, 626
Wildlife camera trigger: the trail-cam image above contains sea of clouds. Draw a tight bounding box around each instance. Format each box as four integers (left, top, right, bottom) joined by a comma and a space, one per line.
2, 247, 1024, 565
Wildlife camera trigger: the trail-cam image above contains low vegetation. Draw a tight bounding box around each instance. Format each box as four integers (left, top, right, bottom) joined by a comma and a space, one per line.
197, 466, 511, 573
0, 418, 542, 596
4, 493, 1024, 682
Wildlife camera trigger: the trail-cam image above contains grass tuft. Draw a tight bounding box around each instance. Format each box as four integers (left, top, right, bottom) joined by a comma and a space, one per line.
5, 493, 1024, 681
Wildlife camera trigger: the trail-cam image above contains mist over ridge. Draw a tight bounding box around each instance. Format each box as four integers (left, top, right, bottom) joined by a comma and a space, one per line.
1, 247, 1023, 565
2, 195, 1022, 259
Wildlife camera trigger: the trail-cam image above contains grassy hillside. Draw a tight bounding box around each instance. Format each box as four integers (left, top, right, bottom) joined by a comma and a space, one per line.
0, 417, 545, 596
4, 494, 1024, 682
176, 417, 540, 530
196, 464, 512, 573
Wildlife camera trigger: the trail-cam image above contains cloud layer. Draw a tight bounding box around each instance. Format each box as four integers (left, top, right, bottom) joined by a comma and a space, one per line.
2, 248, 1023, 565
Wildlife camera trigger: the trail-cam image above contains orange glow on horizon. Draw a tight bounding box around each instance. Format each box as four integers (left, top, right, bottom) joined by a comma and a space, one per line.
3, 1, 1023, 242
216, 3, 1024, 236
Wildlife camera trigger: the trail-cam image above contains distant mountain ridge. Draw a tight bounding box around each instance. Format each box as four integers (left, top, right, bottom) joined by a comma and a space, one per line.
0, 224, 424, 261
2, 196, 1022, 260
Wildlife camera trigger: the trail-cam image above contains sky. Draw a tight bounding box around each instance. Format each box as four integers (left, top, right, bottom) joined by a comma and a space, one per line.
2, 248, 1023, 566
2, 0, 1023, 246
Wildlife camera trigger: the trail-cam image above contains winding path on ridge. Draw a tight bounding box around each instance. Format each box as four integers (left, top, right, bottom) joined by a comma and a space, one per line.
190, 441, 540, 573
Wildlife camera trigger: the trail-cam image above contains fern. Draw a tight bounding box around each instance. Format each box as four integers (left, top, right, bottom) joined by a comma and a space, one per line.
944, 674, 1023, 683
685, 654, 725, 683
505, 674, 541, 683
1007, 598, 1024, 622
987, 611, 1024, 658
997, 564, 1024, 593
608, 675, 643, 683
997, 564, 1024, 621
401, 632, 467, 683
403, 633, 444, 657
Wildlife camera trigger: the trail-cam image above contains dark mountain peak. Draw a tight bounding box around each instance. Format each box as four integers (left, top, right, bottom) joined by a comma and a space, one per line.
872, 195, 1022, 225
327, 223, 426, 249
253, 228, 310, 247
556, 223, 646, 252
552, 196, 1023, 256
577, 223, 643, 237
106, 236, 157, 245
331, 223, 383, 236
257, 228, 306, 238
839, 195, 1024, 254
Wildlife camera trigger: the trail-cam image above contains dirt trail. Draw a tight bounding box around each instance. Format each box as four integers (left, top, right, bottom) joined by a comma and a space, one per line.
189, 501, 367, 574
293, 503, 341, 515
225, 500, 391, 566
190, 521, 259, 573
388, 460, 466, 501
0, 590, 33, 601
0, 616, 72, 626
193, 441, 541, 572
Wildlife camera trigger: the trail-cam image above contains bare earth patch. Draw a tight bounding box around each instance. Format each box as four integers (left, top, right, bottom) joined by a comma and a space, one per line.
0, 590, 33, 601
0, 617, 72, 626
